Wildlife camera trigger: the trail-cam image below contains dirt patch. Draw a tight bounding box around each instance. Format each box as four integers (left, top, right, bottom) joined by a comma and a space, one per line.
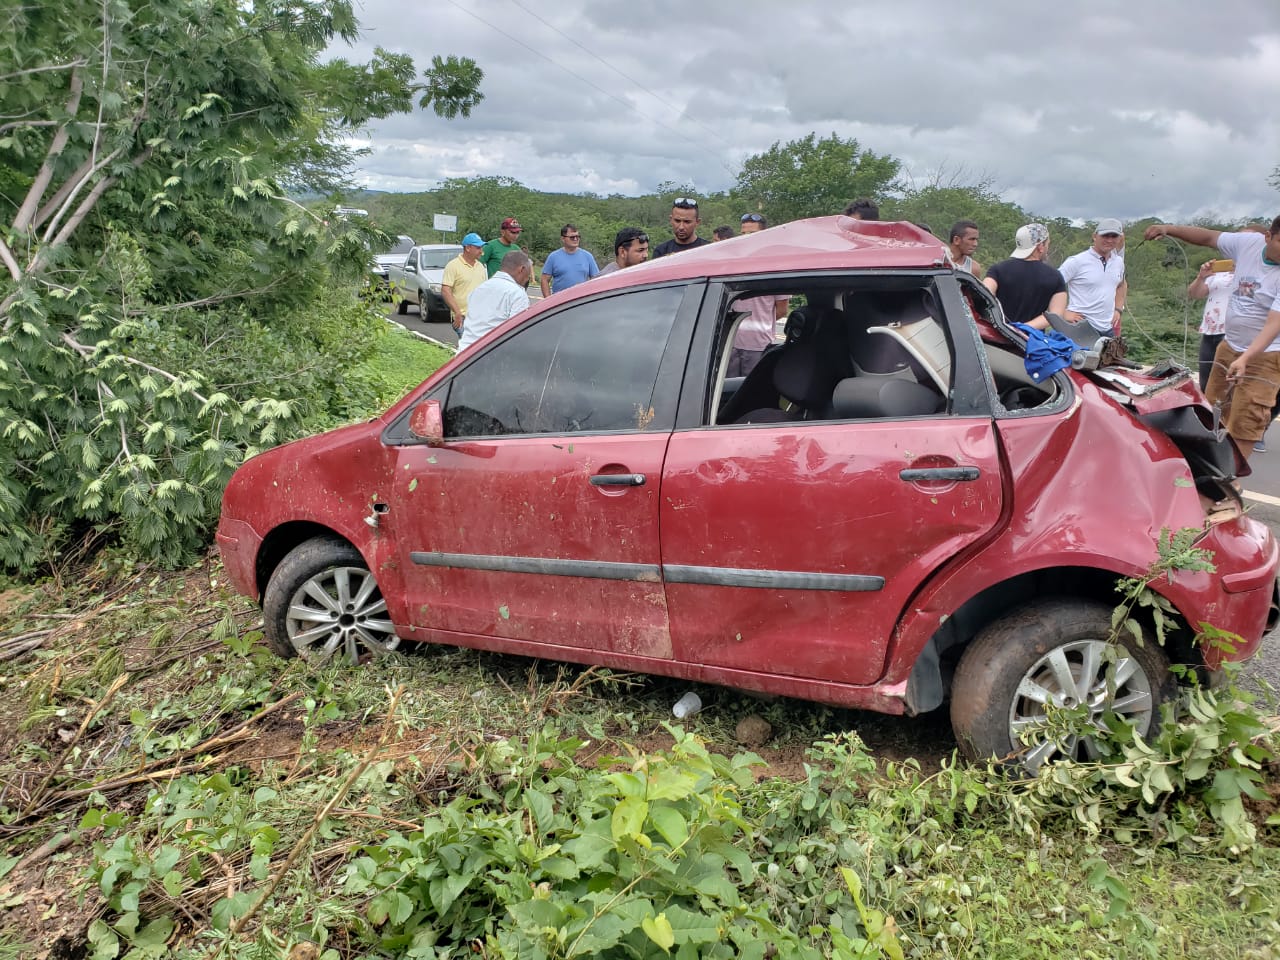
0, 585, 36, 617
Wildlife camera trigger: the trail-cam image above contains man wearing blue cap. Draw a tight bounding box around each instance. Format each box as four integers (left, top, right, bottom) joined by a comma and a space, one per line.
442, 233, 488, 332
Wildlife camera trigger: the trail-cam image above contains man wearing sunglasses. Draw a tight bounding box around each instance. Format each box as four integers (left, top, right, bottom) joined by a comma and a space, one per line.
599, 227, 650, 276
728, 214, 789, 376
540, 223, 599, 297
652, 197, 711, 258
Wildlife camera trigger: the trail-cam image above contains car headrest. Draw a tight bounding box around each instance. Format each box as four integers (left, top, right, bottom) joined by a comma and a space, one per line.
783, 305, 822, 344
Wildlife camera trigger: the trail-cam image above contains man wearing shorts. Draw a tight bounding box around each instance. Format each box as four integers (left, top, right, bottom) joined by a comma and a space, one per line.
1145, 216, 1280, 460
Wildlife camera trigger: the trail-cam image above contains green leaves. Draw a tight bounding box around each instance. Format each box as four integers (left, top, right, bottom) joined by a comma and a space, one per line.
640, 911, 675, 951
0, 0, 484, 572
334, 727, 810, 957
732, 132, 901, 224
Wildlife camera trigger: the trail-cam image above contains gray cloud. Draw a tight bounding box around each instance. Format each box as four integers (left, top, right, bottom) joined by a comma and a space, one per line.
341, 0, 1280, 222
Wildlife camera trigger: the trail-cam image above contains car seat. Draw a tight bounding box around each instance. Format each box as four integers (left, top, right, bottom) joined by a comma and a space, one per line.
719, 305, 825, 424
724, 306, 848, 424
829, 377, 944, 419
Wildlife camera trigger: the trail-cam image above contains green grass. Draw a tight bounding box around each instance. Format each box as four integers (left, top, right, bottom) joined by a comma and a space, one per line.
1, 555, 1278, 958
349, 323, 454, 412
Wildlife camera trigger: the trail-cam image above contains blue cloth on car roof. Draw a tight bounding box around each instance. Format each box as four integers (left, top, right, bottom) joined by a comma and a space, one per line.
1013, 323, 1075, 383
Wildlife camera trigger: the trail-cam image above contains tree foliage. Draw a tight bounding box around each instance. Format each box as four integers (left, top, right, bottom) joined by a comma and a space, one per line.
0, 0, 482, 571
731, 132, 901, 224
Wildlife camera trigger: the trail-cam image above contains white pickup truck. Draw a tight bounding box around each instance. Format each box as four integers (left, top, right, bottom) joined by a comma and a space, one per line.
386, 244, 462, 322
370, 235, 415, 287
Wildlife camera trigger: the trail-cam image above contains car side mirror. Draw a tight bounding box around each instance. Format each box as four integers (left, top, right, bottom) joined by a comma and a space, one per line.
405, 263, 417, 273
408, 399, 444, 445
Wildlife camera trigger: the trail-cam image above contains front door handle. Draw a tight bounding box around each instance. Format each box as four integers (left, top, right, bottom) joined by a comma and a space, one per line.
590, 473, 647, 487
899, 466, 980, 482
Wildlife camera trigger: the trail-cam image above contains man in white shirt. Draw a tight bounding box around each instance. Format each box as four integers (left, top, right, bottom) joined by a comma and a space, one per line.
1145, 216, 1280, 459
457, 251, 533, 352
1060, 218, 1127, 337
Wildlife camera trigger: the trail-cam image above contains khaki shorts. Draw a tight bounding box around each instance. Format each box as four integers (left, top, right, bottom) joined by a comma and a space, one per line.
1204, 341, 1280, 442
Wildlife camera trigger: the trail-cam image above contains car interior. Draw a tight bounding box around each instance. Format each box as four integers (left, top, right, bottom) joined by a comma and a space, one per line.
711, 279, 1059, 426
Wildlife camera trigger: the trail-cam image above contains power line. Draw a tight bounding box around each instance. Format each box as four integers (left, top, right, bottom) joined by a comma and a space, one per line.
440, 0, 737, 180
505, 0, 736, 153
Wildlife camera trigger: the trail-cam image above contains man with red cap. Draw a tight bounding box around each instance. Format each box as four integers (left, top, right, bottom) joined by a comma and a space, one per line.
481, 217, 525, 278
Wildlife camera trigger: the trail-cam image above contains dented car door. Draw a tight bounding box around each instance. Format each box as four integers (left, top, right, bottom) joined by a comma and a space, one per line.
384, 284, 696, 658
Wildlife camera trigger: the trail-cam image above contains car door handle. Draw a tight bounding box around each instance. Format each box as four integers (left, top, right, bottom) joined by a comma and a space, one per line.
899, 466, 980, 482
590, 473, 646, 487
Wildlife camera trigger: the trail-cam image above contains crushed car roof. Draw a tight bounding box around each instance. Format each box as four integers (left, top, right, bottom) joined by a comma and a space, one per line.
583, 216, 950, 294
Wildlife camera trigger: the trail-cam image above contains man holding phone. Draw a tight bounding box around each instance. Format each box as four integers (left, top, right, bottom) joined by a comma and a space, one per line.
1146, 217, 1280, 460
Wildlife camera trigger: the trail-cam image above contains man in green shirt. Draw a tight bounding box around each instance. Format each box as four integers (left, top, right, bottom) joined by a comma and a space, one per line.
481, 217, 524, 277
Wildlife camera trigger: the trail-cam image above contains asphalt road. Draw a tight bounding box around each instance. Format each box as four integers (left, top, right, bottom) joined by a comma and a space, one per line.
385, 297, 1280, 700
389, 300, 459, 347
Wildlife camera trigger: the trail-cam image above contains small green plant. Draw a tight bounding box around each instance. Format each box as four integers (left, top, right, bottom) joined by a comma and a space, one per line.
1110, 526, 1218, 651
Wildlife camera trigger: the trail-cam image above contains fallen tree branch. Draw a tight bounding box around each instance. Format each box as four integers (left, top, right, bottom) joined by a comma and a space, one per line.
0, 234, 21, 283
9, 831, 75, 875
20, 673, 130, 818
61, 331, 211, 405
125, 278, 286, 316
14, 690, 304, 822
221, 685, 405, 947
0, 632, 52, 661
0, 60, 87, 84
12, 68, 84, 233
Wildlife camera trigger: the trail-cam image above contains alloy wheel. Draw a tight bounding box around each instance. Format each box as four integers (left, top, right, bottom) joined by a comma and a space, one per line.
284, 565, 399, 662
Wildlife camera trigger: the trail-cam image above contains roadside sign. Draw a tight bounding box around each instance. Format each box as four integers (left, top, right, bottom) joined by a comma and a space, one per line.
433, 214, 457, 232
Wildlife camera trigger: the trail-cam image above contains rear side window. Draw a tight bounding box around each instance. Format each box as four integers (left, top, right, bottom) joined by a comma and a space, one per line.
445, 286, 684, 437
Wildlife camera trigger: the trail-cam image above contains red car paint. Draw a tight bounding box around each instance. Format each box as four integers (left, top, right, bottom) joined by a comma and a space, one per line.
218, 217, 1277, 715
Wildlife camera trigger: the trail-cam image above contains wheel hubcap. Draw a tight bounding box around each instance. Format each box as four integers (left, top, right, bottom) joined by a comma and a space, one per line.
285, 566, 399, 663
1008, 639, 1154, 771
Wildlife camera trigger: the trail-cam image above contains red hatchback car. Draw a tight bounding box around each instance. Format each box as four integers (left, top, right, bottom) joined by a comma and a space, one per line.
218, 217, 1278, 767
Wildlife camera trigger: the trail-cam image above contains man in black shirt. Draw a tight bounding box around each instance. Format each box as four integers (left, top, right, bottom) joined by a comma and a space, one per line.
651, 197, 712, 258
983, 223, 1067, 329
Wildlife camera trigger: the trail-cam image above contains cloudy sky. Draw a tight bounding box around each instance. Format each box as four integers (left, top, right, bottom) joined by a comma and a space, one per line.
343, 0, 1280, 223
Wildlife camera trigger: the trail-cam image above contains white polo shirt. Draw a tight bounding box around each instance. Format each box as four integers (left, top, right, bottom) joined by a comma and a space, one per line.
1217, 232, 1280, 353
457, 271, 530, 351
1059, 247, 1125, 334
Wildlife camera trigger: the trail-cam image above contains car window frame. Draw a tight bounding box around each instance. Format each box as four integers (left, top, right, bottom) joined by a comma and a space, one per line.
951, 271, 1075, 419
674, 271, 997, 431
381, 280, 706, 446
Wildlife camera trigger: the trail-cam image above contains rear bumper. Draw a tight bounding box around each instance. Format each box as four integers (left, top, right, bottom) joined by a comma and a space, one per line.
1194, 514, 1279, 667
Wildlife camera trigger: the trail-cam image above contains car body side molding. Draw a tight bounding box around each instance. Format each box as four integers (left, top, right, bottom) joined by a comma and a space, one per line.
410, 551, 663, 582
663, 565, 885, 592
409, 551, 884, 592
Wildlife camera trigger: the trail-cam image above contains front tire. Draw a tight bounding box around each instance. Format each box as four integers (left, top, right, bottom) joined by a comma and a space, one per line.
950, 598, 1176, 770
262, 536, 400, 663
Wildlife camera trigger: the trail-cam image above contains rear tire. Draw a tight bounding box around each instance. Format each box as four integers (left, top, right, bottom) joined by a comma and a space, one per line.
262, 536, 400, 663
950, 598, 1176, 770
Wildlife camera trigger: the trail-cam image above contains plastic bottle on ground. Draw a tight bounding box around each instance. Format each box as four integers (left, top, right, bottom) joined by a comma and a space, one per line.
672, 691, 702, 719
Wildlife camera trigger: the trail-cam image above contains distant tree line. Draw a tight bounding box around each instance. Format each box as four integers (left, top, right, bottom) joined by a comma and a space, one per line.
354, 133, 1272, 366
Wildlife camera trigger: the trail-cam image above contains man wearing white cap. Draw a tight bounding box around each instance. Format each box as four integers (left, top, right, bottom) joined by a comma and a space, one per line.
442, 233, 488, 332
1059, 218, 1127, 337
982, 223, 1067, 328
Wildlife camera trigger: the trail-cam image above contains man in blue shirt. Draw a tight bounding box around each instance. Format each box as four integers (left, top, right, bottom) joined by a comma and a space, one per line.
540, 224, 598, 296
